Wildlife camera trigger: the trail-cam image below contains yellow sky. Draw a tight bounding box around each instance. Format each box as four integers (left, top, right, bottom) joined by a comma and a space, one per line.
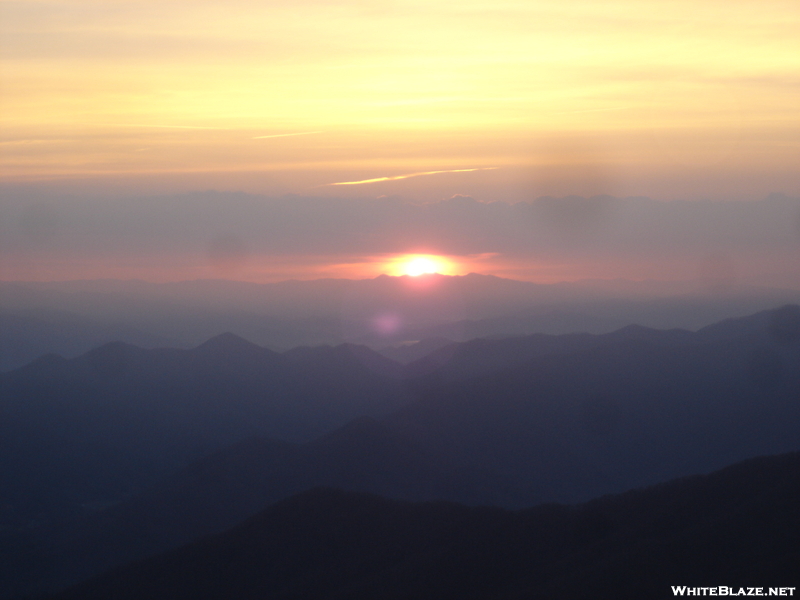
1, 0, 799, 198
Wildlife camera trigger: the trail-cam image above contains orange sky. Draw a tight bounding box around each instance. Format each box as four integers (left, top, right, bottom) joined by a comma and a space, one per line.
1, 0, 799, 201
1, 1, 800, 285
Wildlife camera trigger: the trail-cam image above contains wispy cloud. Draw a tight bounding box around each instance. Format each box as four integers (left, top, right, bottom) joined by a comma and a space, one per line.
0, 138, 72, 145
121, 125, 230, 130
253, 131, 324, 139
325, 167, 498, 186
550, 106, 632, 116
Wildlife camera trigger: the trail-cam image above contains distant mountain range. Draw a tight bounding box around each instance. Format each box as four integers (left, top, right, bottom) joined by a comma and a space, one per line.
49, 451, 800, 600
1, 304, 798, 598
0, 335, 409, 523
3, 274, 800, 371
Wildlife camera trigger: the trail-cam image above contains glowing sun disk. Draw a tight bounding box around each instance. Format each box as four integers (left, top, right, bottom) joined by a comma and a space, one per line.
396, 255, 451, 276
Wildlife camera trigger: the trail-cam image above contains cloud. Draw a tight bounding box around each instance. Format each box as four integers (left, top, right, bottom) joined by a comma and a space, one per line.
120, 125, 230, 130
325, 168, 498, 186
252, 131, 324, 139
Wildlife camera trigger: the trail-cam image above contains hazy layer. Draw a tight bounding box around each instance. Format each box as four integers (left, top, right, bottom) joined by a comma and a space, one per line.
1, 192, 798, 286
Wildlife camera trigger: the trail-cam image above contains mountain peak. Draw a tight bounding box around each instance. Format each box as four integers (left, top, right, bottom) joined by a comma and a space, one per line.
610, 323, 660, 337
196, 332, 264, 354
697, 304, 800, 343
12, 351, 66, 374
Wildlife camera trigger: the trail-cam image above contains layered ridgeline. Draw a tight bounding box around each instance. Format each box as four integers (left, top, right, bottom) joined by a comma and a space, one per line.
3, 274, 800, 372
0, 335, 406, 517
50, 452, 800, 600
1, 305, 799, 597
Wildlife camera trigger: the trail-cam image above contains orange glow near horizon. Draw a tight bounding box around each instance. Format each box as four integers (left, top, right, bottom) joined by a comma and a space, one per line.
5, 249, 797, 290
385, 255, 456, 277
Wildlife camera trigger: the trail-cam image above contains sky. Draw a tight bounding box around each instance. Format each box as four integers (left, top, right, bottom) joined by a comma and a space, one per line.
2, 192, 799, 287
1, 0, 799, 283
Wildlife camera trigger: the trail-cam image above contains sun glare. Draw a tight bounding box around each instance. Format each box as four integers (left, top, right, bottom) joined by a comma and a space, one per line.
393, 255, 452, 277
405, 257, 438, 276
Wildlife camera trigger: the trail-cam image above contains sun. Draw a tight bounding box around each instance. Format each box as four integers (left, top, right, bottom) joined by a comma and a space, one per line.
404, 257, 439, 276
391, 254, 452, 277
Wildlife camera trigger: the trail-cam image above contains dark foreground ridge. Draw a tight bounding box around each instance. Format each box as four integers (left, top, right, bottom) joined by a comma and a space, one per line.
50, 451, 800, 600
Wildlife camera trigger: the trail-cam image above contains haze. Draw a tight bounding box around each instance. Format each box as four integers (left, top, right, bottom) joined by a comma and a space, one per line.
3, 3, 800, 597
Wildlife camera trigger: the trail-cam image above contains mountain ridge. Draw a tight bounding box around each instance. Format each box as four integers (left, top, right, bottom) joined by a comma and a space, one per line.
48, 450, 800, 600
2, 305, 799, 598
3, 275, 799, 371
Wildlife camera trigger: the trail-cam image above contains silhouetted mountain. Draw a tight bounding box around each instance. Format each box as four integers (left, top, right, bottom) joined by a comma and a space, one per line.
376, 337, 455, 364
49, 451, 800, 600
697, 303, 800, 344
402, 322, 697, 381
195, 331, 267, 354
285, 342, 404, 379
393, 314, 800, 503
0, 336, 409, 526
3, 306, 800, 598
0, 309, 178, 372
3, 417, 521, 597
8, 304, 794, 534
3, 275, 800, 370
